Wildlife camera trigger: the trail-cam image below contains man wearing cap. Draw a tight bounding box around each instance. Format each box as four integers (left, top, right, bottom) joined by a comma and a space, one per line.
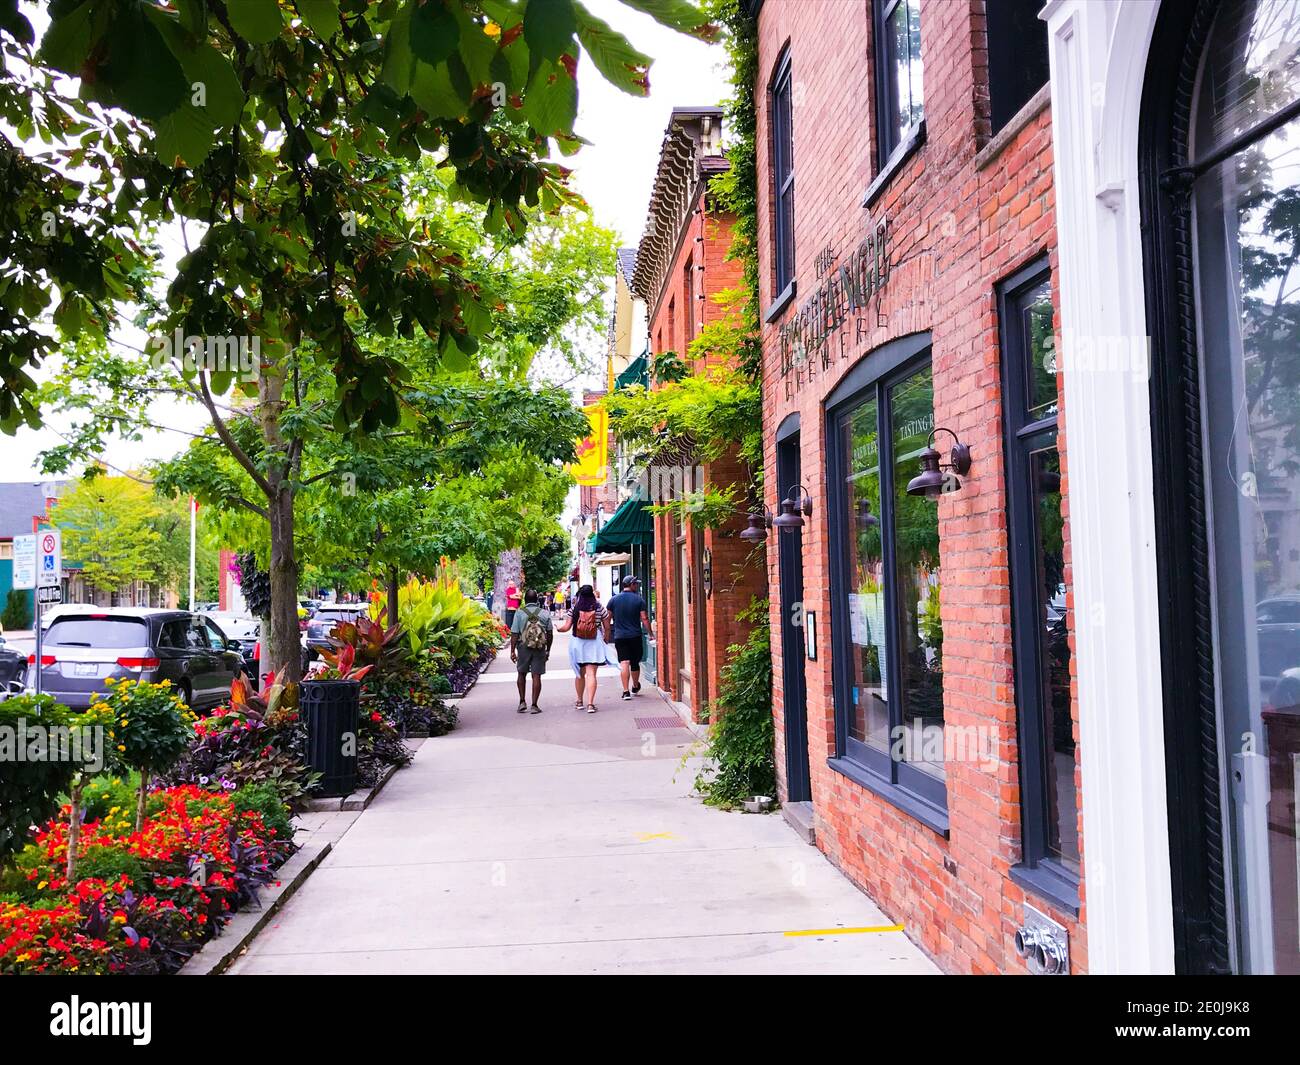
606, 575, 653, 702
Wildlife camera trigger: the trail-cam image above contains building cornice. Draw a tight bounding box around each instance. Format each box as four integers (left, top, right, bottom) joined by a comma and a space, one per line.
631, 108, 729, 310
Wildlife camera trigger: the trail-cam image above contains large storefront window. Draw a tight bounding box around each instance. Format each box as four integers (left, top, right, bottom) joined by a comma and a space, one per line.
829, 335, 944, 823
1147, 0, 1300, 973
1192, 0, 1300, 975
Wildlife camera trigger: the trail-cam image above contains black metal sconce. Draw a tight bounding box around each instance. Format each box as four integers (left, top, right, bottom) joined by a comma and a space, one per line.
772, 484, 814, 531
739, 507, 772, 543
906, 428, 972, 499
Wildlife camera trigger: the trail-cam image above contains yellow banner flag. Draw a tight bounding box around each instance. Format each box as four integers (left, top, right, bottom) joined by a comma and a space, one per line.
570, 404, 608, 487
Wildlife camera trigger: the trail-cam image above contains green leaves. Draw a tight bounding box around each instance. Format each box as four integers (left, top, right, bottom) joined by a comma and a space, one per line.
523, 0, 577, 61
295, 0, 342, 38
226, 0, 284, 44
574, 1, 651, 95
522, 57, 577, 137
91, 4, 188, 120
409, 0, 460, 65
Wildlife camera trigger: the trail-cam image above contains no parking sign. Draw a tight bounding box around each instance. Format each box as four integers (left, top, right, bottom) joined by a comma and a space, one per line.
38, 529, 60, 588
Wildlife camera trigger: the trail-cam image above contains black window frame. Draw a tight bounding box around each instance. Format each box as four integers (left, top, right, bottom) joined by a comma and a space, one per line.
768, 46, 795, 306
872, 0, 925, 170
826, 330, 948, 834
998, 258, 1080, 915
985, 0, 1050, 136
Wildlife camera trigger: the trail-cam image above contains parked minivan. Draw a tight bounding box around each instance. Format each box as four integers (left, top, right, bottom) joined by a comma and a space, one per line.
33, 608, 244, 709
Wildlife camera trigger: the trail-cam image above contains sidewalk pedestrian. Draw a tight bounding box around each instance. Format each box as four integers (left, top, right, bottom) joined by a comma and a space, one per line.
504, 581, 522, 630
556, 583, 611, 713
509, 590, 552, 714
606, 575, 653, 702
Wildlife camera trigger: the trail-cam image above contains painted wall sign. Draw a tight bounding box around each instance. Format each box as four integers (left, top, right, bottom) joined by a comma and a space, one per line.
778, 219, 891, 397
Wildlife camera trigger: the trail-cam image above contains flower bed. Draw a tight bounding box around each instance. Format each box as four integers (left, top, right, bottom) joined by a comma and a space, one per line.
0, 784, 291, 974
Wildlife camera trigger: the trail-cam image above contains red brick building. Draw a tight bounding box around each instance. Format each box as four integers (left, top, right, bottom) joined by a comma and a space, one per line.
749, 0, 1077, 972
630, 108, 766, 722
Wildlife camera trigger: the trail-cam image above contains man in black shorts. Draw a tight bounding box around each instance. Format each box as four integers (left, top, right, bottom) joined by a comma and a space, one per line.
606, 574, 653, 702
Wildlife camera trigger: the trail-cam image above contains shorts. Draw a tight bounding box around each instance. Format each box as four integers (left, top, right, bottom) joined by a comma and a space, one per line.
614, 637, 643, 668
516, 645, 548, 676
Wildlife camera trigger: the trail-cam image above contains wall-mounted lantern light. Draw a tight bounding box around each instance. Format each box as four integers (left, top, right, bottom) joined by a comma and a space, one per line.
739, 508, 772, 543
906, 428, 972, 499
772, 485, 814, 531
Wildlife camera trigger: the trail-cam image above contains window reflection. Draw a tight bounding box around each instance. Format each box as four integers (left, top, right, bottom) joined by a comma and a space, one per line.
884, 0, 924, 151
890, 367, 942, 778
1031, 447, 1077, 874
842, 398, 888, 751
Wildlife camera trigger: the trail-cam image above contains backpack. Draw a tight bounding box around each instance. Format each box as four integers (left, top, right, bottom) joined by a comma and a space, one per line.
574, 608, 598, 640
520, 606, 549, 650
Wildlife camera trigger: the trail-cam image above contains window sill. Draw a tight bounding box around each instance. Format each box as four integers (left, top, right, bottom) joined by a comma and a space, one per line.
1009, 860, 1080, 918
763, 279, 797, 324
862, 120, 926, 210
827, 755, 950, 837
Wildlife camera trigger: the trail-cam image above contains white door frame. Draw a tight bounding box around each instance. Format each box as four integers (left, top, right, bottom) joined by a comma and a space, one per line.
1042, 0, 1177, 974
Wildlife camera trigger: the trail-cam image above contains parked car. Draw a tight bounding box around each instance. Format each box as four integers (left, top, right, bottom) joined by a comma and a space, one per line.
201, 612, 260, 674
0, 642, 25, 698
301, 602, 368, 665
32, 608, 243, 710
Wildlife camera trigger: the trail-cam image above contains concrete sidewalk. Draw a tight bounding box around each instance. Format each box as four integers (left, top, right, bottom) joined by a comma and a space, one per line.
226, 633, 939, 974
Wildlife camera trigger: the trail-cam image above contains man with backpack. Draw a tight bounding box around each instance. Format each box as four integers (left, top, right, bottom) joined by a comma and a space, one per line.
510, 589, 553, 714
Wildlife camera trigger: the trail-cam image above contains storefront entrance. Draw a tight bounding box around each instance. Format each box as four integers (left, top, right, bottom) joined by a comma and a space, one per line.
777, 420, 811, 802
1145, 0, 1300, 974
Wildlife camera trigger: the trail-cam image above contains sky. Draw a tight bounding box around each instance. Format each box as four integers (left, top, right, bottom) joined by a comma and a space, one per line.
2, 1, 732, 483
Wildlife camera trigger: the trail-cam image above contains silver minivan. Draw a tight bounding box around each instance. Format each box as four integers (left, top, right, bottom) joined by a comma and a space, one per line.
34, 608, 243, 709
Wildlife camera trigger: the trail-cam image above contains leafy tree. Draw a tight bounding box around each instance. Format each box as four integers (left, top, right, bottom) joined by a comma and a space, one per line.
523, 527, 571, 591
23, 0, 711, 678
50, 475, 164, 593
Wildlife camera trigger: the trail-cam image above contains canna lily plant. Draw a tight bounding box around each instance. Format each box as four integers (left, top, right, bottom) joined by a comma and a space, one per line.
312, 644, 375, 683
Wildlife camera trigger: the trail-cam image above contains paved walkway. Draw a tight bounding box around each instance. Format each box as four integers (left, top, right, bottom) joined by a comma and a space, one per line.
227, 633, 939, 974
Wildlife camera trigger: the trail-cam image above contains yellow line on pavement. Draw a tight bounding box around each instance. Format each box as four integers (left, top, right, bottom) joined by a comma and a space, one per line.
783, 924, 905, 937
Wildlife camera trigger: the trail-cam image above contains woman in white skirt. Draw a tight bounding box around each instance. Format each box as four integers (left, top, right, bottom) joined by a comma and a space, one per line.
556, 583, 612, 713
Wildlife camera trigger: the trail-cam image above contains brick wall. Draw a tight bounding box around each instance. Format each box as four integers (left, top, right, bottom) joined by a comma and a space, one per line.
643, 197, 764, 720
753, 0, 1082, 973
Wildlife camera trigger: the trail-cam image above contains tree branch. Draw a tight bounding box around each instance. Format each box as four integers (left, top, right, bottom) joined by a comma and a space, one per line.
197, 369, 273, 498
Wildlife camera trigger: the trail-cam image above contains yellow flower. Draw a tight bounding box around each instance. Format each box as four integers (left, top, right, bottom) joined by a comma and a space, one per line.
15, 953, 31, 963
484, 20, 500, 38
37, 881, 47, 890
117, 744, 126, 752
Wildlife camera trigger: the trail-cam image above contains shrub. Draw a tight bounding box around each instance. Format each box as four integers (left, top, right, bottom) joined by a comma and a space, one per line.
694, 599, 776, 809
1, 588, 31, 630
92, 679, 196, 830
0, 694, 76, 861
72, 845, 148, 884
232, 782, 293, 845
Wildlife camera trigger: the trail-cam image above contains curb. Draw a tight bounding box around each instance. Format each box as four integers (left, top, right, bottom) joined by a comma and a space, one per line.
176, 839, 333, 976
301, 756, 402, 812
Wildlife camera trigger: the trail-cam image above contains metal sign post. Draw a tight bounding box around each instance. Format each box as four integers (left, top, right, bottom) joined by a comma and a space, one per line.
34, 529, 60, 697
12, 535, 36, 693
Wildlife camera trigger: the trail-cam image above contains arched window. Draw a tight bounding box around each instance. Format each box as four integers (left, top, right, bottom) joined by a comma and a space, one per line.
1144, 0, 1300, 975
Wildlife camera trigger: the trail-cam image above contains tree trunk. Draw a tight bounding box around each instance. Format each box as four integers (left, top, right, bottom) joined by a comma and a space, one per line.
136, 771, 148, 833
66, 777, 84, 883
492, 548, 522, 622
387, 566, 400, 627
259, 361, 302, 683
266, 478, 301, 683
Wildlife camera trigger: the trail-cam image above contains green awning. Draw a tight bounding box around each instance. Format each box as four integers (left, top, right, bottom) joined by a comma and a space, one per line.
614, 354, 649, 391
591, 494, 654, 551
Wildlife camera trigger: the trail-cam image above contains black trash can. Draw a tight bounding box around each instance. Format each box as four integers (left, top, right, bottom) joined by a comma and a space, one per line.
302, 679, 360, 797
